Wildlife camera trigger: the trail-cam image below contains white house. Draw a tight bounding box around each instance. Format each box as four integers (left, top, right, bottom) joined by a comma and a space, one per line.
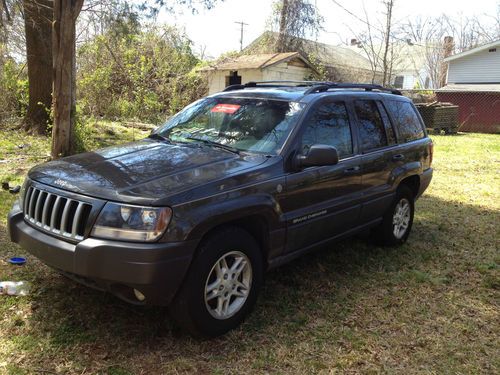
444, 40, 500, 84
200, 52, 316, 94
347, 41, 434, 89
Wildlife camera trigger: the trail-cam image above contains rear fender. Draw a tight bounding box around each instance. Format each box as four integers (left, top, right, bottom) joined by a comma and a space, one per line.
390, 161, 422, 189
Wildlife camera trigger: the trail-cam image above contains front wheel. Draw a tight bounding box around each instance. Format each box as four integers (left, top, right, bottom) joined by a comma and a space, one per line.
169, 226, 263, 337
372, 185, 415, 246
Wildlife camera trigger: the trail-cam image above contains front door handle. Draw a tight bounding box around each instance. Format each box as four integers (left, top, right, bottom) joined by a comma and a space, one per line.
392, 154, 405, 161
344, 166, 360, 175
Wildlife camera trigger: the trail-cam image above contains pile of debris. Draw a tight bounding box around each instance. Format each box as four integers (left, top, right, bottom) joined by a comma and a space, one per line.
415, 102, 460, 135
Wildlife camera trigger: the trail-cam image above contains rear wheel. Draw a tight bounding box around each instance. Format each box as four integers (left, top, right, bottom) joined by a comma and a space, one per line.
169, 226, 263, 337
372, 185, 415, 246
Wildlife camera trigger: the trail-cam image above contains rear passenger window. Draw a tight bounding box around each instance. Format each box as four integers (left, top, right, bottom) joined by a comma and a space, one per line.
386, 101, 425, 142
377, 103, 397, 145
354, 100, 388, 151
301, 102, 352, 158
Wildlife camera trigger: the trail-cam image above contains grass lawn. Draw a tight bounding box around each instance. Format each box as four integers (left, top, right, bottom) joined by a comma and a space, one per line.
0, 128, 498, 374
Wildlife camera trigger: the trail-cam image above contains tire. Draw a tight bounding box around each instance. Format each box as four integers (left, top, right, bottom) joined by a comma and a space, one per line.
169, 226, 263, 337
372, 185, 415, 246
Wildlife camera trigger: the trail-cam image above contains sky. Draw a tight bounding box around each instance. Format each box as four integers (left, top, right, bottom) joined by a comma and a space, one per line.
156, 0, 499, 59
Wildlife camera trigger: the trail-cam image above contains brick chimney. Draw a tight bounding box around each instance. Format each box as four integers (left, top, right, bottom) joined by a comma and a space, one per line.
440, 36, 455, 88
443, 36, 454, 58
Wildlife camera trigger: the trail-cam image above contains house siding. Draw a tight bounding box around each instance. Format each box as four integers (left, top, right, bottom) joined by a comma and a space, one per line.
447, 45, 500, 83
262, 63, 310, 81
207, 69, 264, 94
206, 62, 311, 94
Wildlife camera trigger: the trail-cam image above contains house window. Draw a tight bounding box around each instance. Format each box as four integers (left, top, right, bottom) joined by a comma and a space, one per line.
225, 71, 242, 87
488, 48, 497, 52
394, 76, 404, 89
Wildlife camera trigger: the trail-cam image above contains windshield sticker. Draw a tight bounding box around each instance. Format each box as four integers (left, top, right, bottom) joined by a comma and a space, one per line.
211, 104, 241, 114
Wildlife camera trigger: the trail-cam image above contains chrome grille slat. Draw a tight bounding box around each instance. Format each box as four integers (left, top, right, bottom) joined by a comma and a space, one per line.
24, 187, 33, 216
72, 202, 84, 237
34, 191, 45, 224
60, 199, 73, 235
28, 189, 39, 219
22, 185, 92, 241
50, 196, 62, 229
41, 193, 53, 226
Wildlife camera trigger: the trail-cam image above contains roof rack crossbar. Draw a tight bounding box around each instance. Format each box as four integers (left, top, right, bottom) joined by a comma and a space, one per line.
223, 80, 331, 92
222, 80, 402, 95
304, 83, 402, 95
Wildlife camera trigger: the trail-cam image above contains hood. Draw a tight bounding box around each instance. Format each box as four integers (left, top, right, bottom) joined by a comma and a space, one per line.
29, 139, 269, 204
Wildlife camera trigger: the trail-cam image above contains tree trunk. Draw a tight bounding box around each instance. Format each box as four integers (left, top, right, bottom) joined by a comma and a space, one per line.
23, 0, 53, 134
382, 0, 394, 87
276, 0, 289, 52
51, 0, 83, 159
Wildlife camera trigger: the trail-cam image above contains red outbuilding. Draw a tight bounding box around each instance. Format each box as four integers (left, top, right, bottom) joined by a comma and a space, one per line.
437, 40, 500, 133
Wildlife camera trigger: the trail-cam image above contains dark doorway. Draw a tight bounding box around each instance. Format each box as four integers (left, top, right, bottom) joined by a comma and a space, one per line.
226, 71, 242, 87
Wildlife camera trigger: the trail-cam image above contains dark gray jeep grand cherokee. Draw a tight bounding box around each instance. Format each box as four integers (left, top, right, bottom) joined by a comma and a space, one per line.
8, 81, 433, 337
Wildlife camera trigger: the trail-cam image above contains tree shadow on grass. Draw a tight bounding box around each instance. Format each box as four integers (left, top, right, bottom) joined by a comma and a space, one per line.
4, 194, 499, 373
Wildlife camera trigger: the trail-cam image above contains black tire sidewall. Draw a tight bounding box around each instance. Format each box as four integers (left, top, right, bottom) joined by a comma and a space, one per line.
174, 227, 263, 337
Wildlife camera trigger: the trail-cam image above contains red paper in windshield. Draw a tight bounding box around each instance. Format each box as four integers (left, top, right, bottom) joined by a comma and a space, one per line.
211, 104, 241, 114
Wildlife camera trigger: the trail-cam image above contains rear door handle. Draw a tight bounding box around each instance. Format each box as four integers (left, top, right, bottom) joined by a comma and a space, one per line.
392, 154, 405, 161
344, 166, 360, 175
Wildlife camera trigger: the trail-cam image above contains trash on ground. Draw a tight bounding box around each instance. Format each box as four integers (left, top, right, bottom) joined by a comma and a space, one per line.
8, 257, 26, 265
1, 182, 21, 194
0, 281, 30, 296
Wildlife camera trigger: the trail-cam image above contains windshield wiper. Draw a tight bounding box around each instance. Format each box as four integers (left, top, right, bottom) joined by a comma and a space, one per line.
186, 136, 240, 154
148, 133, 171, 143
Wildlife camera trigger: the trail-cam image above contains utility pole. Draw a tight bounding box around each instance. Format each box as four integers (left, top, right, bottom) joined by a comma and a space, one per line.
234, 21, 249, 52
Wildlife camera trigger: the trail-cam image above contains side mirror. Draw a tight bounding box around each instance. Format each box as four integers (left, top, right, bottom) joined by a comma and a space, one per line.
296, 144, 339, 169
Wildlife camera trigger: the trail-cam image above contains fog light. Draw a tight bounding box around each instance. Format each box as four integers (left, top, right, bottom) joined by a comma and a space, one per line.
133, 289, 146, 301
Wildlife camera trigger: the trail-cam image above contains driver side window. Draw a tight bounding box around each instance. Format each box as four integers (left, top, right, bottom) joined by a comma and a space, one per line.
301, 102, 353, 159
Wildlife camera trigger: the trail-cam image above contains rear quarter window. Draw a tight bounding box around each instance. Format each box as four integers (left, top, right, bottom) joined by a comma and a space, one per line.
386, 100, 425, 142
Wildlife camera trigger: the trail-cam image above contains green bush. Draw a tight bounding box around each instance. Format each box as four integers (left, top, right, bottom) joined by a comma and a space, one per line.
77, 26, 207, 124
0, 59, 28, 121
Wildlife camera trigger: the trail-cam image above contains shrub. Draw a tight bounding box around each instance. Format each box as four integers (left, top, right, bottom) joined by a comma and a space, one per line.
77, 26, 207, 124
0, 59, 28, 121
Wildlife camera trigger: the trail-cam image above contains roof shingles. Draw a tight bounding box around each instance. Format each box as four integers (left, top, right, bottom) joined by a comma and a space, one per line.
201, 52, 305, 71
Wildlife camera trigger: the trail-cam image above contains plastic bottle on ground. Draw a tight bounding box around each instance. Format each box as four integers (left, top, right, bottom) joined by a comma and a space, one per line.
0, 281, 30, 296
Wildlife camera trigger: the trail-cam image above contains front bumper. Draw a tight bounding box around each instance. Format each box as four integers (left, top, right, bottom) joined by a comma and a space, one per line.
7, 204, 197, 305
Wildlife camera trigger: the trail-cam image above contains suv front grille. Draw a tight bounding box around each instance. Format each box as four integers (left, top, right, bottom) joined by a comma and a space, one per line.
23, 186, 93, 241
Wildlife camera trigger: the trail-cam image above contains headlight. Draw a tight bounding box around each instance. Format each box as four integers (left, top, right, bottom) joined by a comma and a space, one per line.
91, 203, 172, 242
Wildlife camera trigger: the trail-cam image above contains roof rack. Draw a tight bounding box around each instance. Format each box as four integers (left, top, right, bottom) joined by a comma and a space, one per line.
222, 81, 330, 92
222, 80, 402, 95
303, 82, 402, 95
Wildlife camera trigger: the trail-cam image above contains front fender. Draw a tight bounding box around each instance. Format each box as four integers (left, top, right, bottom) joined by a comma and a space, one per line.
187, 194, 283, 241
163, 189, 284, 244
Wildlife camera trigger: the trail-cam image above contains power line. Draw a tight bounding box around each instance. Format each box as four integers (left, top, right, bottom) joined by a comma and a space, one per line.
234, 21, 249, 52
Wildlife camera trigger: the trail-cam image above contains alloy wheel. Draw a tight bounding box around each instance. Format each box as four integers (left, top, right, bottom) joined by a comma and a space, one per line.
204, 251, 252, 320
392, 198, 411, 239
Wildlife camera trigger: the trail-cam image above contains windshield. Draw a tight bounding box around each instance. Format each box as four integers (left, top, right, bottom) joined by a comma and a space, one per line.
155, 97, 305, 154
